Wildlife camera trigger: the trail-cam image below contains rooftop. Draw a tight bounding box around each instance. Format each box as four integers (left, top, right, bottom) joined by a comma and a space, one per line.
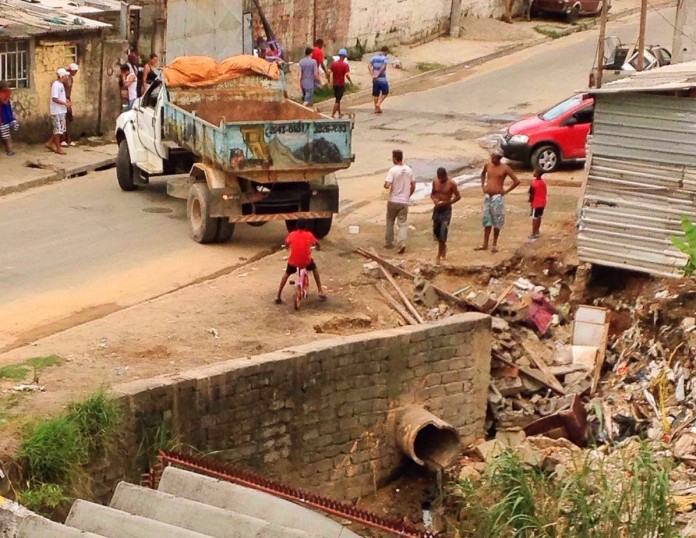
0, 0, 113, 39
589, 60, 696, 94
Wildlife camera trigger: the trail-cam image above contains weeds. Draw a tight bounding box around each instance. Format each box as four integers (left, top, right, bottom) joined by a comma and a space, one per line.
17, 483, 70, 514
443, 441, 677, 537
0, 354, 62, 382
670, 217, 696, 276
310, 83, 360, 103
15, 390, 122, 514
416, 62, 444, 72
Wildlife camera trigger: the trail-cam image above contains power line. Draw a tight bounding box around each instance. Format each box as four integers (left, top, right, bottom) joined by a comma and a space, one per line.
646, 0, 696, 47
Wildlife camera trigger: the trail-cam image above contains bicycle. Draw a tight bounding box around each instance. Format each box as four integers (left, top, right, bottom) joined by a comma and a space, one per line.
294, 265, 310, 310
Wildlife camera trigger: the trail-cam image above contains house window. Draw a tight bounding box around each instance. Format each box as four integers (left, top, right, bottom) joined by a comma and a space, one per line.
65, 44, 79, 66
0, 40, 29, 89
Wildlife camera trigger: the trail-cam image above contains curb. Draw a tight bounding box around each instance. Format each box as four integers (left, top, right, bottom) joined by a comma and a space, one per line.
317, 0, 675, 113
0, 156, 116, 198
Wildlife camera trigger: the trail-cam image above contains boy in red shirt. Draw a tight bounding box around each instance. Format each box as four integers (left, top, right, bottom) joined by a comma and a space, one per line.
311, 39, 328, 83
329, 49, 352, 118
275, 220, 327, 304
528, 168, 547, 241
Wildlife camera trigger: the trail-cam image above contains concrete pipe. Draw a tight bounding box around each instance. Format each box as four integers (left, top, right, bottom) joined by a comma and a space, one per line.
395, 406, 461, 470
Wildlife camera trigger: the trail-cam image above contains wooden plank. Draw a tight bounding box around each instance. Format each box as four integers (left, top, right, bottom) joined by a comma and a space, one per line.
356, 248, 480, 312
493, 351, 566, 396
521, 338, 566, 395
489, 283, 515, 314
378, 265, 424, 323
375, 283, 418, 325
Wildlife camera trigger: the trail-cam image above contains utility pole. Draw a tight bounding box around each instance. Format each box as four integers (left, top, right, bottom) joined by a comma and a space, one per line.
637, 0, 648, 71
596, 0, 610, 88
449, 0, 463, 38
673, 0, 696, 63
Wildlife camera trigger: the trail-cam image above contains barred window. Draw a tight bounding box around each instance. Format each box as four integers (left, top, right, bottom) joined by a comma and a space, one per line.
0, 40, 29, 89
65, 44, 78, 66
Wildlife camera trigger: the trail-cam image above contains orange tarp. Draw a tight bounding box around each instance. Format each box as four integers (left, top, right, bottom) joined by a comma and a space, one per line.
162, 55, 280, 88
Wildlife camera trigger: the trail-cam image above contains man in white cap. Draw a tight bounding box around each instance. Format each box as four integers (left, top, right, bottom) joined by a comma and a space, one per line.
328, 48, 352, 119
476, 148, 520, 253
46, 68, 70, 155
61, 62, 78, 147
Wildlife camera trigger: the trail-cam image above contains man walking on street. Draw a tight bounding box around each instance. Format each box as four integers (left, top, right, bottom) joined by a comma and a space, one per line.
298, 47, 319, 107
329, 49, 352, 118
384, 149, 415, 254
46, 68, 70, 155
369, 46, 389, 114
62, 62, 78, 147
311, 39, 328, 83
431, 167, 461, 264
477, 149, 520, 253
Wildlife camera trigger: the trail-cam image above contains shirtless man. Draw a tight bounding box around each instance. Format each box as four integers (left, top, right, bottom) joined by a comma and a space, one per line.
431, 167, 461, 264
477, 149, 520, 253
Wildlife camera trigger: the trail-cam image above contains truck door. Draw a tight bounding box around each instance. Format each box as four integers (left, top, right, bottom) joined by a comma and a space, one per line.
135, 79, 165, 159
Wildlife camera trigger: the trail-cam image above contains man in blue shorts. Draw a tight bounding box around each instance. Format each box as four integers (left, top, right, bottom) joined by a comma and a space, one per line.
369, 46, 389, 114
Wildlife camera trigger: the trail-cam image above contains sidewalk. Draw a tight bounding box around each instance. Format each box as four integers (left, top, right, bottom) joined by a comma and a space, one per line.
0, 142, 117, 197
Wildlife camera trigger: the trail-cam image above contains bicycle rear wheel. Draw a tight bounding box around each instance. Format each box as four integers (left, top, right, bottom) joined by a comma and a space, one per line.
294, 285, 302, 310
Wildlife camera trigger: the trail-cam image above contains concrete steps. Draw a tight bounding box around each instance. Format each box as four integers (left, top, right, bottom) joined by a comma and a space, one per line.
17, 514, 104, 538
12, 467, 362, 537
110, 482, 313, 538
157, 466, 361, 538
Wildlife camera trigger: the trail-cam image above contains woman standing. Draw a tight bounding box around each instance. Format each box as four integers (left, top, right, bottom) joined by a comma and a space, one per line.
141, 53, 160, 92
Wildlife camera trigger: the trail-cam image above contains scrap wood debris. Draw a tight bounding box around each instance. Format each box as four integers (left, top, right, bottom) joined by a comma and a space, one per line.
358, 250, 696, 516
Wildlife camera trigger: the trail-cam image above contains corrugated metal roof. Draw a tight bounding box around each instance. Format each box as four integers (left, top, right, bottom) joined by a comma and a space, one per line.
578, 92, 696, 277
588, 60, 696, 94
0, 0, 111, 38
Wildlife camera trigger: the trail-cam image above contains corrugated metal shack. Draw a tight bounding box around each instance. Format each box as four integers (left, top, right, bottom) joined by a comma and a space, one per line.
579, 62, 696, 277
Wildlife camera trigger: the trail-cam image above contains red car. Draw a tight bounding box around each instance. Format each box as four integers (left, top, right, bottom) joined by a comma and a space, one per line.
500, 94, 595, 172
532, 0, 608, 22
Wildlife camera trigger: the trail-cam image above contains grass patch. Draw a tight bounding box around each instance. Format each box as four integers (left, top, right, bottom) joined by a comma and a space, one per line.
0, 364, 29, 381
17, 483, 70, 514
15, 390, 122, 514
310, 83, 361, 103
442, 442, 677, 537
0, 354, 63, 382
416, 62, 445, 72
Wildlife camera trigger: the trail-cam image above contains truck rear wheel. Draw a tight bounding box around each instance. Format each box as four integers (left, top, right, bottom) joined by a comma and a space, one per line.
215, 219, 235, 243
187, 183, 218, 243
311, 217, 333, 239
116, 140, 136, 191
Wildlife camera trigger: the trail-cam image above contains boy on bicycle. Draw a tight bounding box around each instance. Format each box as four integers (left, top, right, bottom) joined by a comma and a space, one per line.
275, 220, 327, 304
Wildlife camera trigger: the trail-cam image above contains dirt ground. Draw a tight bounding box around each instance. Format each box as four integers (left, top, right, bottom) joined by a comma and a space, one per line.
0, 175, 581, 454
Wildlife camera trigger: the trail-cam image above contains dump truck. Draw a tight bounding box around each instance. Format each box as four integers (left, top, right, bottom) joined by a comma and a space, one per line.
114, 56, 353, 243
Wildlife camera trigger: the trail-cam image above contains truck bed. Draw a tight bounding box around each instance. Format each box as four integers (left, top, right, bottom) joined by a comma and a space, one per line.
162, 77, 353, 183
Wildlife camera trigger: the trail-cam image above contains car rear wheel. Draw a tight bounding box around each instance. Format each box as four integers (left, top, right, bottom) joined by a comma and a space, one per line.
567, 4, 580, 22
531, 145, 560, 172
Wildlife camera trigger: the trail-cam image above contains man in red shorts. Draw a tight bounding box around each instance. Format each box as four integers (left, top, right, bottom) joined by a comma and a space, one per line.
275, 220, 327, 304
329, 48, 352, 118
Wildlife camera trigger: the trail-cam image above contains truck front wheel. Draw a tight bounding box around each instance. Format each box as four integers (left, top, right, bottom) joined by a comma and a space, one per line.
187, 183, 218, 243
116, 140, 136, 191
311, 217, 333, 239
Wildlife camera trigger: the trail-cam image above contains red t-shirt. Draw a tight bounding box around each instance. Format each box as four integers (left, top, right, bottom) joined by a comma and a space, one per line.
311, 47, 324, 68
529, 178, 547, 209
330, 60, 350, 86
286, 229, 317, 268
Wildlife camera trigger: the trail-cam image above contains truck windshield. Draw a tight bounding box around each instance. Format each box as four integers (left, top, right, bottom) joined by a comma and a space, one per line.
540, 96, 583, 121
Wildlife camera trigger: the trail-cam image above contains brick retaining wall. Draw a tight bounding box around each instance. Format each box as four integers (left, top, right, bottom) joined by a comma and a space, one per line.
96, 314, 490, 502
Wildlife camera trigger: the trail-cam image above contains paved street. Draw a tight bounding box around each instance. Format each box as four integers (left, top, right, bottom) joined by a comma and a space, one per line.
0, 5, 675, 349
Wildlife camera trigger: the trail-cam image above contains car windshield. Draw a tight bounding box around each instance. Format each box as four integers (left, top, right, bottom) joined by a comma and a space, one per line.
540, 96, 583, 121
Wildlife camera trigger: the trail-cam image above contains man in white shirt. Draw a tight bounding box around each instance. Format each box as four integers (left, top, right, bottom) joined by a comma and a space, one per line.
384, 149, 416, 254
46, 68, 70, 155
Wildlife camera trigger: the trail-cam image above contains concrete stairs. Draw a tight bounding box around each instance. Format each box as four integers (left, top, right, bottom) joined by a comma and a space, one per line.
16, 467, 362, 538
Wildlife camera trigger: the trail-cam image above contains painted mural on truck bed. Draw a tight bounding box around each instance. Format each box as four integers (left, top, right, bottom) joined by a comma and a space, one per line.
162, 89, 352, 175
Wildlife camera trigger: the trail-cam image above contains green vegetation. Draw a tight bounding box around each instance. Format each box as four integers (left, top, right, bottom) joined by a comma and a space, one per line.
15, 390, 122, 515
0, 354, 62, 382
17, 483, 70, 513
670, 217, 696, 276
311, 82, 360, 103
442, 443, 676, 537
416, 62, 445, 72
